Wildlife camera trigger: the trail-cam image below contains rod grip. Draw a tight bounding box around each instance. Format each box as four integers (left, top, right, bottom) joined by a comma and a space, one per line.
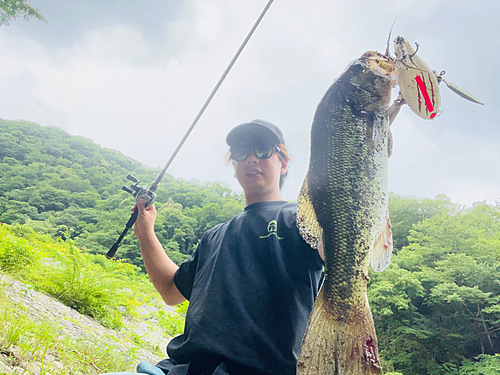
106, 207, 139, 259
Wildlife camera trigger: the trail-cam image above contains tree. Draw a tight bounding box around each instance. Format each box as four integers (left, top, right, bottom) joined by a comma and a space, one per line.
370, 203, 500, 374
0, 119, 244, 269
388, 193, 458, 251
0, 0, 46, 26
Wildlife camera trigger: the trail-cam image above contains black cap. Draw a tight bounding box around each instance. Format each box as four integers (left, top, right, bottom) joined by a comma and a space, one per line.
226, 119, 285, 148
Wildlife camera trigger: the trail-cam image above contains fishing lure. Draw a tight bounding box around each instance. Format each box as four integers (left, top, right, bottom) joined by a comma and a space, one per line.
393, 36, 484, 120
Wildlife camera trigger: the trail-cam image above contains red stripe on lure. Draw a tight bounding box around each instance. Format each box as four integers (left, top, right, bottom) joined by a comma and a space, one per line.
415, 74, 437, 119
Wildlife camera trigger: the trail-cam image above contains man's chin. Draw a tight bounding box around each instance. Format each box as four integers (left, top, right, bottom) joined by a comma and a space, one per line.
242, 182, 268, 195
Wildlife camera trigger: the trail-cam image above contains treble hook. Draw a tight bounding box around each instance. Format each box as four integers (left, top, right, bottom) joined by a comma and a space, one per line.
410, 42, 420, 58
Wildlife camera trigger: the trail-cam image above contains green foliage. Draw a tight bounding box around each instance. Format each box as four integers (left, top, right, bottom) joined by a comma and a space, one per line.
459, 354, 500, 374
388, 193, 458, 251
370, 202, 500, 375
0, 223, 163, 329
0, 226, 35, 271
0, 0, 46, 26
150, 301, 189, 337
34, 243, 127, 329
0, 222, 184, 372
0, 119, 244, 269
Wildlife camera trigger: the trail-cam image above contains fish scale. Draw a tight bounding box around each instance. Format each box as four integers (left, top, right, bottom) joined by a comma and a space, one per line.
320, 109, 366, 314
297, 52, 396, 374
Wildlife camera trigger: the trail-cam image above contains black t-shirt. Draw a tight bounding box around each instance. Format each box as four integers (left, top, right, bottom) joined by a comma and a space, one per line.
167, 201, 324, 375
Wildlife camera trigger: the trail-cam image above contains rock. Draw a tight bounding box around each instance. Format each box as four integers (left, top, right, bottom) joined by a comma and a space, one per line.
0, 360, 13, 373
11, 366, 27, 374
0, 274, 172, 373
52, 359, 64, 370
27, 361, 42, 375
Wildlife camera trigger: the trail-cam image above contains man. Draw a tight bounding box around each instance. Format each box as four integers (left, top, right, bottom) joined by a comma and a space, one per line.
122, 120, 324, 375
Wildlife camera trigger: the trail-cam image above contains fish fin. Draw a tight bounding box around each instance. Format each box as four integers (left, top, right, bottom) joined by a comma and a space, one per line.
387, 128, 393, 158
297, 291, 382, 374
297, 177, 323, 249
370, 214, 393, 272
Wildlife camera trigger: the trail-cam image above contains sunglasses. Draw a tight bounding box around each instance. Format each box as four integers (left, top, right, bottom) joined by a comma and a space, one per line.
230, 145, 281, 162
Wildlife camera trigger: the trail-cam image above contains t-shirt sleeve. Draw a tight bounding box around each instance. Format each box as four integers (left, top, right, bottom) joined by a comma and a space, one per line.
173, 242, 201, 300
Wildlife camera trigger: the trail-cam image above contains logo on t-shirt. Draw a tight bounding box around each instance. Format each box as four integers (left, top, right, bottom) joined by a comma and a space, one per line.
259, 220, 284, 240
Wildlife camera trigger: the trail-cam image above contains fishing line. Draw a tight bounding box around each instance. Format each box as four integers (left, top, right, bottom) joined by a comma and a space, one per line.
107, 0, 275, 259
151, 0, 275, 189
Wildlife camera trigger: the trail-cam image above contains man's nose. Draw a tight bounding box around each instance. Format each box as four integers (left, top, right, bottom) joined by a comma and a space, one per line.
245, 151, 259, 164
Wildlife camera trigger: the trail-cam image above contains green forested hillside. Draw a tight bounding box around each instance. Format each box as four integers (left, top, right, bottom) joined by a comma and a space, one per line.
0, 118, 244, 268
372, 200, 500, 374
1, 118, 500, 374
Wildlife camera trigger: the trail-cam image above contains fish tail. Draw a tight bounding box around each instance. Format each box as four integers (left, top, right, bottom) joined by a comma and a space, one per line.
297, 291, 382, 375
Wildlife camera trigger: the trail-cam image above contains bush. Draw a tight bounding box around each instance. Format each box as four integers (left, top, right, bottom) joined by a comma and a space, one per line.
0, 227, 35, 272
460, 354, 500, 374
0, 223, 168, 329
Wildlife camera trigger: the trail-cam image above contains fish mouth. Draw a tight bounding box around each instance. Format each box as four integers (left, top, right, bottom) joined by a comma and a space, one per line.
361, 51, 397, 81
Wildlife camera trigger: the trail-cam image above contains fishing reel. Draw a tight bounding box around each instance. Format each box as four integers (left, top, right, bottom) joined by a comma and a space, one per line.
106, 174, 157, 259
122, 174, 156, 208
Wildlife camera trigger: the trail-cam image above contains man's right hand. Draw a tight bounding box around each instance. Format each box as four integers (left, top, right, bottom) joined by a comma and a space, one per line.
133, 199, 157, 242
132, 199, 186, 306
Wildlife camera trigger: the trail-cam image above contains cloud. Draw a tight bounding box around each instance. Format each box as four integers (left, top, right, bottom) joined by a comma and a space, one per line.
0, 0, 498, 207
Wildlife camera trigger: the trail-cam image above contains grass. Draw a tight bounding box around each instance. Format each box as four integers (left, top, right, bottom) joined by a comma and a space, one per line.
0, 222, 188, 374
148, 301, 188, 338
0, 223, 166, 328
0, 281, 138, 374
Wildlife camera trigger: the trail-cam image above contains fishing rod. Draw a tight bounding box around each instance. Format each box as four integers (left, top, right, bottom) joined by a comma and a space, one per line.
106, 0, 275, 259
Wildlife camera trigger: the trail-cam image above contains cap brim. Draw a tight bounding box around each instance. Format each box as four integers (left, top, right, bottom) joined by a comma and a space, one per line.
226, 122, 282, 148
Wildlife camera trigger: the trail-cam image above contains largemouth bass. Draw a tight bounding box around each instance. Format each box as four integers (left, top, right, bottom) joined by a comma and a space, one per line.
296, 51, 396, 375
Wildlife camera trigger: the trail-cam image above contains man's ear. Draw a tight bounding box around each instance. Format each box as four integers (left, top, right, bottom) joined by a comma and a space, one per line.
280, 160, 288, 175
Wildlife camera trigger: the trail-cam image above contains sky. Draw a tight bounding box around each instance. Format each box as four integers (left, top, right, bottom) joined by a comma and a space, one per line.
1, 0, 498, 207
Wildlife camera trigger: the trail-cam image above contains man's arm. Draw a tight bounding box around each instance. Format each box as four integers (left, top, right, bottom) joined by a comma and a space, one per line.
134, 200, 186, 306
